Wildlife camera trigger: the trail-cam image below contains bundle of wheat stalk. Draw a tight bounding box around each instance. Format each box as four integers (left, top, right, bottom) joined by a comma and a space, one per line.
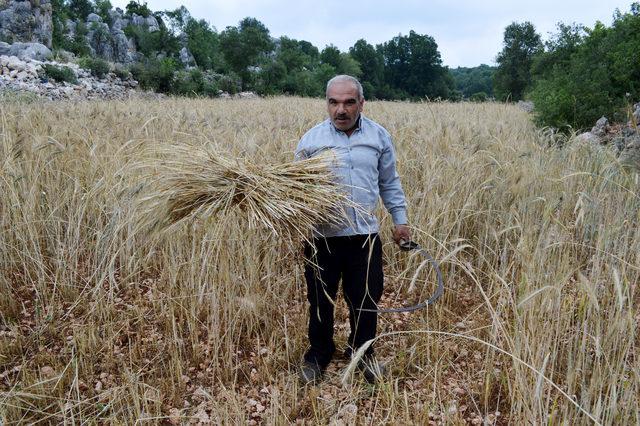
136, 143, 357, 243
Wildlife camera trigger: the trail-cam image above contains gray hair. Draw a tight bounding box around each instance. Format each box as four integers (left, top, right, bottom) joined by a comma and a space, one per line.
326, 75, 364, 100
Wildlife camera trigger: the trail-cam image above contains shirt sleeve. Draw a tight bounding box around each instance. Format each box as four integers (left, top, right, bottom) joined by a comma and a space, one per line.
294, 133, 309, 161
378, 132, 408, 225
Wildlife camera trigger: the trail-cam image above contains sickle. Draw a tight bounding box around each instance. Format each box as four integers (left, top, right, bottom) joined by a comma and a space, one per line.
360, 240, 444, 313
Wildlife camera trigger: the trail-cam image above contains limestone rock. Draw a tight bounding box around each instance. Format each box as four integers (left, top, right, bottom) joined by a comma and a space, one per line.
0, 42, 52, 61
86, 13, 102, 23
591, 116, 609, 138
517, 100, 534, 113
237, 91, 258, 99
87, 22, 113, 61
574, 132, 601, 145
179, 47, 196, 68
146, 15, 159, 32
619, 135, 640, 172
0, 0, 53, 48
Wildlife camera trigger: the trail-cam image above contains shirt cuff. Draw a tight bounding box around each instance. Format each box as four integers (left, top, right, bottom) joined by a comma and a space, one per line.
391, 208, 408, 225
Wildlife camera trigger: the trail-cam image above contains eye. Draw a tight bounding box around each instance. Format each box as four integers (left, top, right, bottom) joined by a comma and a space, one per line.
346, 99, 357, 105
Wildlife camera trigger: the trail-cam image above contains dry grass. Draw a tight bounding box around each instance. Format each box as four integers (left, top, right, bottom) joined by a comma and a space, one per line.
0, 96, 638, 425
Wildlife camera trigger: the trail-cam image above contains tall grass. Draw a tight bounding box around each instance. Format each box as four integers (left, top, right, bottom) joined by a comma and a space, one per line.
0, 97, 638, 424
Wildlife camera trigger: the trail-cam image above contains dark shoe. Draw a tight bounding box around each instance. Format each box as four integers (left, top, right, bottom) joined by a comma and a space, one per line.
342, 347, 353, 360
299, 361, 323, 385
358, 356, 386, 384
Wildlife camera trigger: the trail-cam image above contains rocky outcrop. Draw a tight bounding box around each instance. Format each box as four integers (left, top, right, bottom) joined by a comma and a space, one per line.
179, 46, 195, 68
575, 116, 610, 146
0, 0, 53, 48
0, 54, 142, 100
0, 41, 51, 60
574, 110, 640, 171
516, 100, 534, 113
619, 135, 640, 172
1, 3, 195, 66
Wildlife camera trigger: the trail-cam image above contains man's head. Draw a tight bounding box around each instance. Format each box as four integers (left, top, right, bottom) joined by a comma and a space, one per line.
326, 75, 364, 134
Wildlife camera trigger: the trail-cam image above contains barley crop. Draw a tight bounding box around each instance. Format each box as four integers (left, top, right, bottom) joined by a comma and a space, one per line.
0, 96, 638, 424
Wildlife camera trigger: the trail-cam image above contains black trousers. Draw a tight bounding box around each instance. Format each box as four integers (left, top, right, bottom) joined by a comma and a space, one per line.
303, 233, 384, 368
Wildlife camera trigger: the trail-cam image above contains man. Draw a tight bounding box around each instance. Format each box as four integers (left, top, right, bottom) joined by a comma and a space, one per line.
295, 75, 411, 384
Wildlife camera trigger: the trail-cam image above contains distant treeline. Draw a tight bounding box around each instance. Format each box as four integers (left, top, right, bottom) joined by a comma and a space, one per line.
494, 3, 640, 129
48, 0, 496, 101
47, 1, 640, 130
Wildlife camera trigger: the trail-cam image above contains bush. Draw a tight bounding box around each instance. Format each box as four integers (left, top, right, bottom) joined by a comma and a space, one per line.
469, 91, 488, 102
129, 57, 177, 92
78, 56, 110, 78
172, 69, 219, 97
60, 21, 92, 57
125, 0, 152, 17
113, 65, 131, 80
42, 64, 78, 84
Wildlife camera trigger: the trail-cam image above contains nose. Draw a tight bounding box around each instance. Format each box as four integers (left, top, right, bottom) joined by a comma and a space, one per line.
336, 103, 346, 114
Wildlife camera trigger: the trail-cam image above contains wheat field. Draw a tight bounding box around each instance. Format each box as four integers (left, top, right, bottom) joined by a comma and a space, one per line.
0, 96, 638, 424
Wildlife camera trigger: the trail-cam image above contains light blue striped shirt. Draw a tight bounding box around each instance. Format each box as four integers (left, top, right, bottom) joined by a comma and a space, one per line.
295, 114, 408, 237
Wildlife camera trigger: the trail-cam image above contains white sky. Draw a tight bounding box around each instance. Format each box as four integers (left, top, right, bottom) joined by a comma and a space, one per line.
110, 0, 634, 67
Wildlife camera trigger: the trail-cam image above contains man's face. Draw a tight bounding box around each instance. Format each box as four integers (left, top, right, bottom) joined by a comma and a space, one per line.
327, 81, 364, 133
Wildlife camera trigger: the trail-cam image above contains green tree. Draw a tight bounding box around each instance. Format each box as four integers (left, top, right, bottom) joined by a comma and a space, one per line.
320, 45, 361, 77
94, 0, 113, 26
219, 17, 274, 89
67, 0, 94, 20
51, 0, 69, 48
450, 64, 496, 98
380, 30, 452, 99
349, 39, 384, 98
257, 36, 320, 95
529, 3, 640, 129
125, 1, 152, 17
493, 21, 542, 101
184, 18, 221, 70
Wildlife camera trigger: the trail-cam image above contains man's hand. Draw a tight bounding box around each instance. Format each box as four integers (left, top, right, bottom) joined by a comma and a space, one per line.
392, 224, 411, 245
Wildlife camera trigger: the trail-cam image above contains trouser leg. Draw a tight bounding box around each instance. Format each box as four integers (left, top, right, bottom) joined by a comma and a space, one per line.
303, 237, 341, 368
342, 234, 384, 357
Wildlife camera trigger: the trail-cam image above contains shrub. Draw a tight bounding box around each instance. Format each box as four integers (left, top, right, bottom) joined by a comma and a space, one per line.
470, 91, 488, 102
42, 64, 78, 84
113, 65, 131, 80
129, 57, 177, 92
60, 21, 92, 57
77, 56, 111, 78
172, 69, 219, 97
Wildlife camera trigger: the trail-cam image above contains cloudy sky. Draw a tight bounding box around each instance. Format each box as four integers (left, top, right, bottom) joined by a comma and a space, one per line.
111, 0, 633, 68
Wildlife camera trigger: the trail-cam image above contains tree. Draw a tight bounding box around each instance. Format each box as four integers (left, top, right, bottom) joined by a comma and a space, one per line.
94, 0, 113, 25
67, 0, 94, 20
219, 17, 274, 89
320, 45, 341, 69
349, 39, 385, 98
125, 1, 152, 17
380, 30, 452, 99
493, 22, 542, 101
320, 45, 361, 77
184, 18, 220, 70
51, 0, 69, 48
450, 64, 496, 99
529, 5, 640, 129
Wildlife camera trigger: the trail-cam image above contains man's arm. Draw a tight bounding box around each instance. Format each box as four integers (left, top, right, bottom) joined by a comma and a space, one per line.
378, 133, 411, 244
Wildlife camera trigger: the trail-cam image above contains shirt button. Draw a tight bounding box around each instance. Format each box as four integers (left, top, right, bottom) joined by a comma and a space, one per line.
351, 166, 354, 169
